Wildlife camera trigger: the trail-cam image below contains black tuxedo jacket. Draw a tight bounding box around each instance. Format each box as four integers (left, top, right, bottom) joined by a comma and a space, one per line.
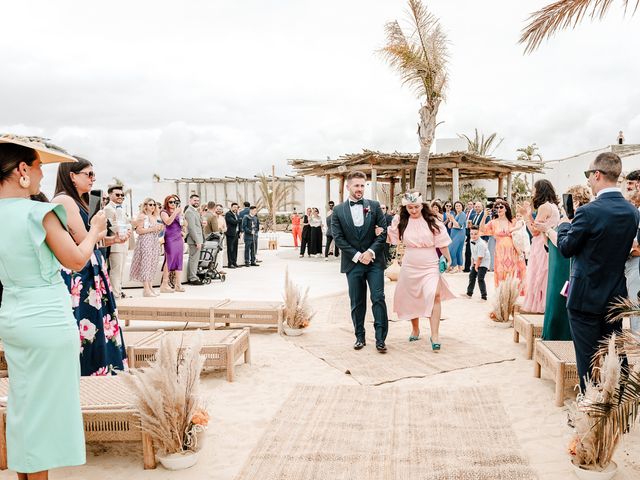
225, 210, 239, 237
557, 190, 639, 314
331, 199, 388, 273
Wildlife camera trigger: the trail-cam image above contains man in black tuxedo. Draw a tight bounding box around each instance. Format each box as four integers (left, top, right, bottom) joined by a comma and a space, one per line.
224, 202, 240, 268
331, 171, 389, 352
554, 152, 640, 391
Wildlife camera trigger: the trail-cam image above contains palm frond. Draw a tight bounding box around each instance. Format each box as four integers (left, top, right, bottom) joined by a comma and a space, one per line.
457, 128, 504, 156
520, 0, 640, 54
379, 0, 448, 102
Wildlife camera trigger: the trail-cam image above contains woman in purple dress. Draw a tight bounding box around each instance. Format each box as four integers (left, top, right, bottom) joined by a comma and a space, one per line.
160, 194, 185, 293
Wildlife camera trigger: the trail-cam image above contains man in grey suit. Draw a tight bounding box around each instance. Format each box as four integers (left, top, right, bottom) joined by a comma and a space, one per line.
184, 194, 205, 285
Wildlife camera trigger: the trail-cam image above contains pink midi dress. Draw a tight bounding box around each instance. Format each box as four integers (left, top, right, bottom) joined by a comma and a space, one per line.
388, 216, 456, 321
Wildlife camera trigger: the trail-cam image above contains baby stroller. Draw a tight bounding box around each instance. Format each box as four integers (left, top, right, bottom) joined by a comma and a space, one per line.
196, 233, 226, 284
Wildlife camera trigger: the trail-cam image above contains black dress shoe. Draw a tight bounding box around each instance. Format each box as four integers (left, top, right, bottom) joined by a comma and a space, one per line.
188, 279, 204, 285
376, 343, 387, 353
227, 265, 236, 269
353, 340, 366, 350
250, 263, 260, 266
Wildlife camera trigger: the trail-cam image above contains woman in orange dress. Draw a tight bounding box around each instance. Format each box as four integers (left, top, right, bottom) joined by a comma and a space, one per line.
291, 210, 301, 247
479, 199, 526, 295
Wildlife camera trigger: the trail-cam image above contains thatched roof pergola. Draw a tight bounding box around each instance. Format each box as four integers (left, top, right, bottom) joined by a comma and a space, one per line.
289, 150, 545, 203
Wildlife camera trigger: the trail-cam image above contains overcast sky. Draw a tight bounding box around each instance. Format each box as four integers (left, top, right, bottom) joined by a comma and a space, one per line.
2, 0, 639, 199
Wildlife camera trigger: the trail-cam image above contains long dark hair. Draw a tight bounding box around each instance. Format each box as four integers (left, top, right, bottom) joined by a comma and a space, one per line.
0, 143, 37, 184
494, 199, 513, 222
398, 203, 440, 240
532, 179, 559, 209
55, 156, 92, 210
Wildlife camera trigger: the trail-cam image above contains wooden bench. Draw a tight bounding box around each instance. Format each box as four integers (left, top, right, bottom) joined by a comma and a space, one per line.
513, 313, 544, 359
126, 328, 251, 382
118, 298, 283, 333
533, 340, 579, 407
117, 297, 230, 328
0, 376, 156, 470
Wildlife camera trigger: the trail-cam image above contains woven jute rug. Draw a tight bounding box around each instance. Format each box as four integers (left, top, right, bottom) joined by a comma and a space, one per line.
234, 385, 537, 480
295, 334, 513, 385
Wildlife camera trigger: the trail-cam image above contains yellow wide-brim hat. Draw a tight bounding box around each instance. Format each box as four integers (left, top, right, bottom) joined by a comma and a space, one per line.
0, 134, 76, 164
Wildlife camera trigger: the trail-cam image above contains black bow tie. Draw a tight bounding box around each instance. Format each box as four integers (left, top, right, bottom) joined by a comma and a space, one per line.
350, 200, 363, 206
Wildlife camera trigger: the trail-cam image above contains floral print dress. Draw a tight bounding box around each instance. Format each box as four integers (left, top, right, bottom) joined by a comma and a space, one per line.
61, 204, 127, 376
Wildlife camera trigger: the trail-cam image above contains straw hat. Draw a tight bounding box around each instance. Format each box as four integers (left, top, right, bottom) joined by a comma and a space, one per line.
0, 134, 76, 164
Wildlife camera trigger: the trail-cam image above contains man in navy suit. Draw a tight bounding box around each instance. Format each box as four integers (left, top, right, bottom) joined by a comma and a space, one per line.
332, 171, 389, 352
554, 152, 640, 392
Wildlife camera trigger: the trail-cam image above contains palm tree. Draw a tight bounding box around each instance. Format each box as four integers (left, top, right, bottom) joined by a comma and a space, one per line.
380, 0, 449, 197
458, 129, 504, 156
254, 174, 298, 231
521, 0, 639, 53
516, 143, 543, 163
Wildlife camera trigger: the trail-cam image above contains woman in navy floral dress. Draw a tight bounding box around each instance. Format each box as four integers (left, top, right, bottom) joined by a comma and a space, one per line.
54, 158, 128, 375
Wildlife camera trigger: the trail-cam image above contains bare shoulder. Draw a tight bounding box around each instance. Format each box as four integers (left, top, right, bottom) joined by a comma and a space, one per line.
51, 194, 79, 213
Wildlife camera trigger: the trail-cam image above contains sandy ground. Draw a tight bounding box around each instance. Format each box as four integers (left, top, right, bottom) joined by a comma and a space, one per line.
3, 247, 638, 480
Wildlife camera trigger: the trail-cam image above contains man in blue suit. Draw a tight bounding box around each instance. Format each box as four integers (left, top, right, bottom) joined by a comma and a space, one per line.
332, 171, 389, 352
554, 152, 639, 392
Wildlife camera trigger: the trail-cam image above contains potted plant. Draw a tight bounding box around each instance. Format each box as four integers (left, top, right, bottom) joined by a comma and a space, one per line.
567, 322, 640, 479
124, 334, 209, 470
282, 268, 314, 336
489, 275, 519, 327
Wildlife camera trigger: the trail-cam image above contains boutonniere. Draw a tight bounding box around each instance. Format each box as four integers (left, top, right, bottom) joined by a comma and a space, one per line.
363, 206, 370, 216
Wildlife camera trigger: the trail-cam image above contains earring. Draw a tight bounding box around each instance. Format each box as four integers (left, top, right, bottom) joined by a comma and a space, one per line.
19, 175, 31, 189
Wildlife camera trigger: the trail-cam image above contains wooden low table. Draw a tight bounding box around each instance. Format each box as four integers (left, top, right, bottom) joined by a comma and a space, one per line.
533, 340, 579, 407
126, 328, 251, 382
513, 313, 544, 360
0, 376, 156, 470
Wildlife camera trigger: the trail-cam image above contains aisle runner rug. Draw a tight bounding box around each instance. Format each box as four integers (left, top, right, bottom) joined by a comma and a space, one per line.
297, 335, 514, 385
234, 385, 537, 480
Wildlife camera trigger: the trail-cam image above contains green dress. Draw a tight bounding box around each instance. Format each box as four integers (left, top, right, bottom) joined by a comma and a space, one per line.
542, 237, 572, 340
0, 198, 85, 472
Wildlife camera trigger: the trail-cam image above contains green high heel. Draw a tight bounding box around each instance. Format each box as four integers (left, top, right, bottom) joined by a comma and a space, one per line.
430, 337, 441, 352
409, 335, 420, 342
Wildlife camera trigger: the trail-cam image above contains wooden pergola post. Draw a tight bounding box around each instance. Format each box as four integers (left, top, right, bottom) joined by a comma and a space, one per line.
452, 167, 460, 202
497, 175, 504, 198
223, 181, 228, 205
371, 167, 378, 201
430, 169, 437, 200
400, 169, 407, 193
325, 174, 331, 210
410, 169, 416, 190
339, 175, 345, 203
389, 178, 395, 208
506, 173, 513, 205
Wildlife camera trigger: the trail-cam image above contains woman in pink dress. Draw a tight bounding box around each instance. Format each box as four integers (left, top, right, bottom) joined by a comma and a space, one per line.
521, 180, 560, 312
388, 192, 455, 351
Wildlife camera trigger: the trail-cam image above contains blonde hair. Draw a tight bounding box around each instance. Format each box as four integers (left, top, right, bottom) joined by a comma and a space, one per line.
567, 185, 592, 207
141, 197, 155, 215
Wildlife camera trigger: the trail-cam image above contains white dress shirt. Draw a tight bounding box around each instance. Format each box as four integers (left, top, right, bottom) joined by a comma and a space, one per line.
348, 198, 375, 263
596, 187, 621, 198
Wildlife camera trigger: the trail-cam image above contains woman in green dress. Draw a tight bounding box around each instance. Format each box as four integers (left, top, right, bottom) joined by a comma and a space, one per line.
537, 185, 592, 340
0, 136, 107, 479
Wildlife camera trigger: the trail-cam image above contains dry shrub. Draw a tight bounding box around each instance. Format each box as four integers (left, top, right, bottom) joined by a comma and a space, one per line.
123, 333, 208, 455
283, 268, 314, 329
490, 275, 519, 323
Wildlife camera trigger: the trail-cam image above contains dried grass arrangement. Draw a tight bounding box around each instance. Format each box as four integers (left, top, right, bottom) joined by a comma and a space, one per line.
567, 333, 640, 471
489, 275, 519, 323
123, 334, 209, 456
283, 268, 314, 329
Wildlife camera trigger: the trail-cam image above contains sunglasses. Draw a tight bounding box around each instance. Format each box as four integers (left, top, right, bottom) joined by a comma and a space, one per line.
168, 200, 180, 205
496, 205, 506, 210
114, 193, 125, 198
76, 171, 96, 179
145, 202, 156, 206
584, 169, 611, 179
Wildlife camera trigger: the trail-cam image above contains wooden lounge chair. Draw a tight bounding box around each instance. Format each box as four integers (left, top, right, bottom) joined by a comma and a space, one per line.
532, 340, 579, 407
0, 376, 156, 470
212, 300, 284, 334
513, 313, 544, 359
126, 328, 251, 382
